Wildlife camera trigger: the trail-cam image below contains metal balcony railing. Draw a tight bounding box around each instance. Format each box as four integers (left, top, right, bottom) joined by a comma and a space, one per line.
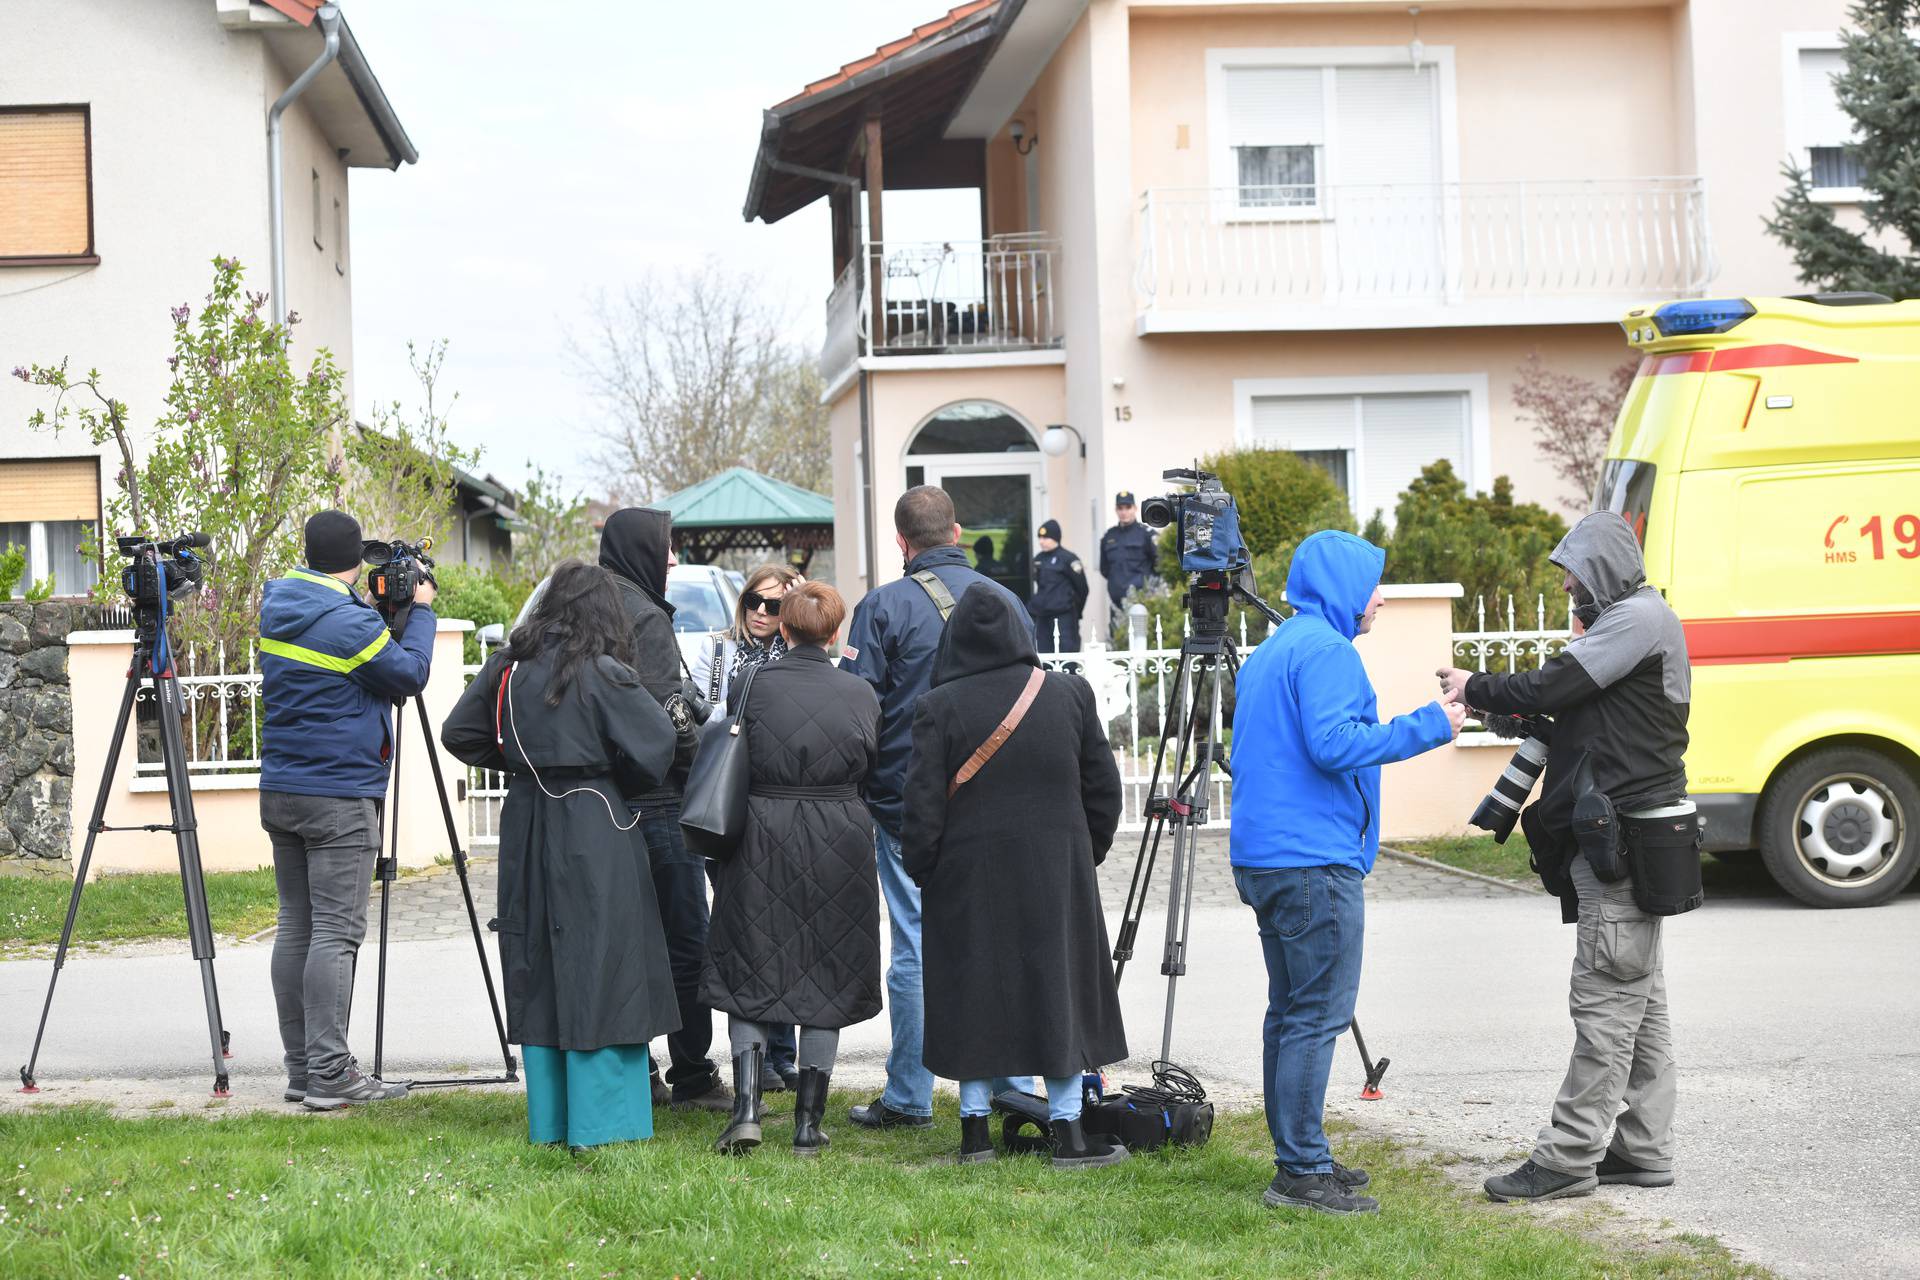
822, 236, 1062, 382
1135, 178, 1716, 312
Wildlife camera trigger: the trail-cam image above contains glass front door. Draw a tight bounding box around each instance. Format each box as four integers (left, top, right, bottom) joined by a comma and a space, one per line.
911, 459, 1042, 602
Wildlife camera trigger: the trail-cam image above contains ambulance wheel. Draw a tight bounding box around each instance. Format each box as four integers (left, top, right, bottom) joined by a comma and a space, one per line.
1758, 748, 1920, 908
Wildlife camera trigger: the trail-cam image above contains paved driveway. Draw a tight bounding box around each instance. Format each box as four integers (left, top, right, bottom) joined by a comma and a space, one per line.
1, 842, 1912, 1278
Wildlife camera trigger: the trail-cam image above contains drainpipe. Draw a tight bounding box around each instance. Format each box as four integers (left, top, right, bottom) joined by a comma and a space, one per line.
268, 4, 342, 328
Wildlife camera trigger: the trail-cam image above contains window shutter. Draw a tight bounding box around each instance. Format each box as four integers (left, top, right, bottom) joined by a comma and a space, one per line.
0, 458, 99, 522
0, 109, 91, 257
1249, 395, 1355, 452
1358, 392, 1466, 527
1798, 49, 1854, 148
1331, 66, 1437, 187
1225, 67, 1324, 147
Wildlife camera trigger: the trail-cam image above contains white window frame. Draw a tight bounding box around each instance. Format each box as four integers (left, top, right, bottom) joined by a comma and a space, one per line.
2, 517, 99, 600
1783, 32, 1866, 205
1231, 373, 1491, 523
1204, 46, 1459, 224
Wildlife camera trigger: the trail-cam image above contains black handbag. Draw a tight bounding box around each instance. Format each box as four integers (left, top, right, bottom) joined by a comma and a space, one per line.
679, 664, 757, 860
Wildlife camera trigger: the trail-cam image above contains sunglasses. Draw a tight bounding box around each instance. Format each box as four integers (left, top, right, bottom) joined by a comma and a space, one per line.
743, 591, 782, 616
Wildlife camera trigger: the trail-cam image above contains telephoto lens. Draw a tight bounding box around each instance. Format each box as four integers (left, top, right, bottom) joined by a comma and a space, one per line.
1470, 735, 1551, 842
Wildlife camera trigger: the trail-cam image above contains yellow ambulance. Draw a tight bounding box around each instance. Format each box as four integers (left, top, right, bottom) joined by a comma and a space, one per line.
1606, 295, 1920, 906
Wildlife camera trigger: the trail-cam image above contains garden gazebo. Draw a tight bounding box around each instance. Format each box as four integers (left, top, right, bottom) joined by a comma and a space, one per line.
659, 467, 835, 572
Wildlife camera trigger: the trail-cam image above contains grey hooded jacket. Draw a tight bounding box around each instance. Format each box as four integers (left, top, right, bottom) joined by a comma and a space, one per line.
1466, 512, 1691, 917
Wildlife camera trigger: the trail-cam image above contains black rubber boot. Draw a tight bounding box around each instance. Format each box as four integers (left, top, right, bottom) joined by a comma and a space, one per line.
792, 1067, 831, 1157
1048, 1115, 1129, 1170
714, 1045, 763, 1156
957, 1114, 997, 1164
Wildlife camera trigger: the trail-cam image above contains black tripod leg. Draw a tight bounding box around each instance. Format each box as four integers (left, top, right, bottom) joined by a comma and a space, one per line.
372, 712, 400, 1082
1159, 656, 1223, 1063
1350, 1018, 1389, 1100
19, 671, 140, 1093
412, 696, 516, 1081
152, 665, 230, 1095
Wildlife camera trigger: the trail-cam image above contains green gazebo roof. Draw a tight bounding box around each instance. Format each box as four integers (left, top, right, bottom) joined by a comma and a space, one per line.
658, 467, 834, 529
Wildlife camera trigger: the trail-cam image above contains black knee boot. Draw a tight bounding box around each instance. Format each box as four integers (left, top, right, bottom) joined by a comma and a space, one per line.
715, 1044, 763, 1155
793, 1066, 831, 1157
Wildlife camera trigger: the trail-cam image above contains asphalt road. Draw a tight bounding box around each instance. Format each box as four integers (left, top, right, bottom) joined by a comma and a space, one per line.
1, 851, 1914, 1279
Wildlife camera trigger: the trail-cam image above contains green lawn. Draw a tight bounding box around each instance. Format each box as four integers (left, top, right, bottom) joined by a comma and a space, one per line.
1391, 834, 1537, 883
0, 869, 282, 948
0, 1092, 1768, 1279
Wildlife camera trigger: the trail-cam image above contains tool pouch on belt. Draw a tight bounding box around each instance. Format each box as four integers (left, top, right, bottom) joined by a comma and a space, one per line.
1570, 752, 1629, 882
1623, 812, 1705, 916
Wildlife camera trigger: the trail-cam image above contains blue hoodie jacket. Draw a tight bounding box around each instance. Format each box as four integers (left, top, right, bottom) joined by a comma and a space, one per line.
1229, 531, 1453, 873
258, 568, 437, 798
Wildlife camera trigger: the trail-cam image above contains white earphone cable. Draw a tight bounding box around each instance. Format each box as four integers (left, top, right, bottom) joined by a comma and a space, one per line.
501, 660, 643, 832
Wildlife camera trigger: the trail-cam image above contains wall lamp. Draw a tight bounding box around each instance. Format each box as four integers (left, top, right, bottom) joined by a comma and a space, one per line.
1010, 118, 1038, 156
1041, 422, 1084, 458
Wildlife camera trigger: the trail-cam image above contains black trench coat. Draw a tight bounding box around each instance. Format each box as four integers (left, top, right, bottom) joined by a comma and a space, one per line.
699, 645, 883, 1029
901, 586, 1127, 1081
442, 650, 682, 1052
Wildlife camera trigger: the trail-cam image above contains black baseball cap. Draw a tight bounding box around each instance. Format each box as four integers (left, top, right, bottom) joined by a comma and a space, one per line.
1039, 519, 1062, 540
1115, 490, 1136, 507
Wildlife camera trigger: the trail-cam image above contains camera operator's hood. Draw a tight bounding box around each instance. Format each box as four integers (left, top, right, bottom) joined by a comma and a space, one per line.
598, 507, 671, 600
1549, 512, 1645, 612
932, 584, 1040, 686
1286, 530, 1384, 641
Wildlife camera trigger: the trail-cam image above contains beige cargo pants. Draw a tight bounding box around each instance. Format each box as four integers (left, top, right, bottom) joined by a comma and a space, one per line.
1532, 856, 1676, 1176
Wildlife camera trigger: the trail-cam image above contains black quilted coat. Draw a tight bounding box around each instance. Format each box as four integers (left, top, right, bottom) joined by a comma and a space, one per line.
902, 586, 1127, 1081
699, 645, 884, 1029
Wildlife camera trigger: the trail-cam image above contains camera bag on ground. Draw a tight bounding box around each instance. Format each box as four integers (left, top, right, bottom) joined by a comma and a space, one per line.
1622, 810, 1706, 915
990, 1062, 1213, 1155
678, 665, 759, 859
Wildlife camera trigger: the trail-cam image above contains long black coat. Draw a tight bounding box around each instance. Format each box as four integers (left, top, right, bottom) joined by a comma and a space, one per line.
901, 586, 1127, 1080
699, 645, 884, 1030
442, 651, 682, 1052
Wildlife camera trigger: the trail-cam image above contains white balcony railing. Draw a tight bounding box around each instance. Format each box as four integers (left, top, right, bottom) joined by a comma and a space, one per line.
822, 236, 1062, 382
1136, 178, 1716, 314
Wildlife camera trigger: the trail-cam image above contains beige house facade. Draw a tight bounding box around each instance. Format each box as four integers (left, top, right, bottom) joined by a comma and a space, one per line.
748, 0, 1851, 635
0, 0, 414, 598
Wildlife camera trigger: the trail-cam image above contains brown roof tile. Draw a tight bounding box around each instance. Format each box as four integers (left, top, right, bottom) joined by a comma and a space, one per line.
776, 0, 998, 107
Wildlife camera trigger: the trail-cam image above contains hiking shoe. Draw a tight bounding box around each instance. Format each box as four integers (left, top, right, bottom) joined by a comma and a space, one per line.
848, 1097, 933, 1130
1484, 1159, 1598, 1203
1264, 1170, 1379, 1216
302, 1066, 408, 1111
1333, 1161, 1371, 1191
672, 1070, 734, 1113
1597, 1151, 1675, 1187
284, 1078, 307, 1104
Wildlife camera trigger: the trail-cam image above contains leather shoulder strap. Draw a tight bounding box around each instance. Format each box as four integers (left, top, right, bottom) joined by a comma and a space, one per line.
949, 666, 1046, 799
912, 569, 956, 622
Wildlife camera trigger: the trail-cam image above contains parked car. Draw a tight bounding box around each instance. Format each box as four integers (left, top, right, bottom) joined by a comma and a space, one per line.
479, 563, 740, 674
1608, 294, 1920, 907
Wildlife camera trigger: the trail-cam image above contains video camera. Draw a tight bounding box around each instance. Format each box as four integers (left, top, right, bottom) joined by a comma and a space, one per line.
1138, 468, 1251, 580
117, 533, 209, 610
362, 536, 437, 634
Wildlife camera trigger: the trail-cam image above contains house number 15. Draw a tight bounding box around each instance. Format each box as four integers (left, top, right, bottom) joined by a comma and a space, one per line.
1114, 405, 1133, 422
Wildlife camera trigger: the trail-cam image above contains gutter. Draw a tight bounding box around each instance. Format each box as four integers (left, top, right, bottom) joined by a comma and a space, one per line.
334, 16, 419, 169
268, 3, 341, 328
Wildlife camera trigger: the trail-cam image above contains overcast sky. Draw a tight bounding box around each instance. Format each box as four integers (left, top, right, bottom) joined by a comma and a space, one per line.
344, 2, 980, 498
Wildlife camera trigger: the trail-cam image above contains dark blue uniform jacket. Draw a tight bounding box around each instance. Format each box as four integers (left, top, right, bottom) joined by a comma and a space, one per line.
1099, 521, 1157, 605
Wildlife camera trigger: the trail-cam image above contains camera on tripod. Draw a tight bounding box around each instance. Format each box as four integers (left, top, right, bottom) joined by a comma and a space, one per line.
1138, 468, 1251, 580
117, 533, 209, 610
362, 536, 436, 628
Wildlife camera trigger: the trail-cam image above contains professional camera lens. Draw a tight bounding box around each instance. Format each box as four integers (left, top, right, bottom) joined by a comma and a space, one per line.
1139, 495, 1175, 528
1469, 735, 1550, 843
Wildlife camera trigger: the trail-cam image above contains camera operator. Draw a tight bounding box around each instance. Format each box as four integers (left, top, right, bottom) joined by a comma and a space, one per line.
597, 507, 730, 1112
1232, 531, 1462, 1216
258, 510, 437, 1110
1437, 511, 1695, 1203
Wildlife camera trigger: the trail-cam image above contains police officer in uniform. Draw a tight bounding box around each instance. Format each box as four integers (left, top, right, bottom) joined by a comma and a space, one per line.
1099, 491, 1158, 624
1028, 519, 1089, 654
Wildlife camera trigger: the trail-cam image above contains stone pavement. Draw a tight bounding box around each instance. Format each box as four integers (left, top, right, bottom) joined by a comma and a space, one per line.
372, 832, 1529, 942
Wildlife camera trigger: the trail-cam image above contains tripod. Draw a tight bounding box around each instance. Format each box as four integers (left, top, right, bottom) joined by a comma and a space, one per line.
366, 604, 516, 1089
20, 546, 232, 1096
1111, 577, 1392, 1101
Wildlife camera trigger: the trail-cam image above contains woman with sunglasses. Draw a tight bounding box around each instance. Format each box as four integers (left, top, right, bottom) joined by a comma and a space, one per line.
690, 563, 805, 1090
693, 564, 802, 713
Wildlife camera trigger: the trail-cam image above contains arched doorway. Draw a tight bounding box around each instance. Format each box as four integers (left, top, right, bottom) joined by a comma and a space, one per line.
902, 401, 1044, 600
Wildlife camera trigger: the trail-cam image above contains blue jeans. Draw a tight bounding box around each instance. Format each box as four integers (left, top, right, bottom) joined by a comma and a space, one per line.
959, 1076, 1081, 1122
1233, 863, 1365, 1176
875, 824, 1030, 1115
